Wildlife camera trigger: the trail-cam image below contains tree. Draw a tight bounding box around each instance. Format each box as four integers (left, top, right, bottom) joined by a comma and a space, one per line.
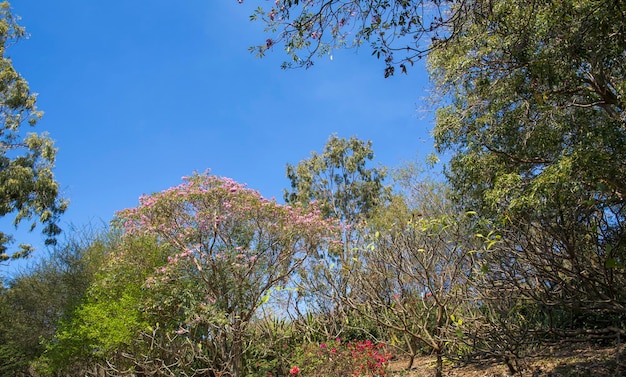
57, 172, 337, 377
344, 166, 477, 377
428, 0, 626, 337
243, 0, 462, 77
41, 235, 168, 376
0, 1, 66, 259
285, 134, 389, 225
284, 135, 390, 336
0, 229, 109, 376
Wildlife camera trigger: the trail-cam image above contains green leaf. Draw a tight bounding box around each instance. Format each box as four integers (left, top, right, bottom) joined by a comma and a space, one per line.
605, 259, 623, 269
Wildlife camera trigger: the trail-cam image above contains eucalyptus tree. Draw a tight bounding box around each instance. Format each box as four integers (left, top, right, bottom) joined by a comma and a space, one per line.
0, 1, 66, 260
284, 135, 390, 337
285, 134, 389, 226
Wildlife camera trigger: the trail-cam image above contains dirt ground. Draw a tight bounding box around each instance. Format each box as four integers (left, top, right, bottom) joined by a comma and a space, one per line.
386, 344, 625, 377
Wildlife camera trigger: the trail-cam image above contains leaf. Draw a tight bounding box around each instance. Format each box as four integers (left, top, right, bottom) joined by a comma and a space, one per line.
605, 258, 623, 268
261, 293, 270, 304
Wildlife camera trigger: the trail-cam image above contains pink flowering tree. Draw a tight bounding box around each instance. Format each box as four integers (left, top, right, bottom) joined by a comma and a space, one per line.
116, 172, 338, 377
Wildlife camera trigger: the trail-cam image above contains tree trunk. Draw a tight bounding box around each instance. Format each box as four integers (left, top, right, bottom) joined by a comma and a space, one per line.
504, 355, 517, 375
406, 353, 415, 370
435, 351, 443, 377
230, 319, 245, 377
404, 334, 417, 370
434, 304, 445, 377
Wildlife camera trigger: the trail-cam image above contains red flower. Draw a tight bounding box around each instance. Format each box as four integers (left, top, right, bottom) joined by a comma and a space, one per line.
289, 366, 300, 375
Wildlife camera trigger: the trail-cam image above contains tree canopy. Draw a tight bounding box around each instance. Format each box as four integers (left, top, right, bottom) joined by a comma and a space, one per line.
45, 172, 338, 376
0, 2, 66, 260
429, 0, 626, 317
285, 134, 390, 225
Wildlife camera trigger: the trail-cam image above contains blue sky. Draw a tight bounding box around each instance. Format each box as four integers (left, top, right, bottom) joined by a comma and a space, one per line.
4, 1, 435, 272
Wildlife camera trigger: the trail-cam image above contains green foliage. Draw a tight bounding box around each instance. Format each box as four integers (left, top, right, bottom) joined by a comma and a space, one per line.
39, 235, 166, 374
430, 0, 625, 212
285, 134, 390, 224
429, 0, 626, 332
243, 315, 310, 377
45, 288, 143, 366
0, 229, 111, 376
0, 2, 67, 259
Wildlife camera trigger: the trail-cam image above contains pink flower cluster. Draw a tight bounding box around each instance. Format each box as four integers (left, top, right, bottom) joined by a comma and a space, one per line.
114, 171, 340, 311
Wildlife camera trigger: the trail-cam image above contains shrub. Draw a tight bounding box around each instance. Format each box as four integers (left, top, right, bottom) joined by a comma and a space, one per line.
288, 338, 392, 377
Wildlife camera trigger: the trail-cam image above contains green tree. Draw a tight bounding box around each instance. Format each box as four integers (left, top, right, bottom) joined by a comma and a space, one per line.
40, 235, 167, 376
0, 229, 109, 376
428, 0, 626, 336
284, 135, 390, 337
0, 2, 66, 259
285, 134, 390, 225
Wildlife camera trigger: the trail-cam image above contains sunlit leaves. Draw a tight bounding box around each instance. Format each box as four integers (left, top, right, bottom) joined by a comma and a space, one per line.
0, 3, 66, 258
285, 134, 390, 224
429, 0, 626, 325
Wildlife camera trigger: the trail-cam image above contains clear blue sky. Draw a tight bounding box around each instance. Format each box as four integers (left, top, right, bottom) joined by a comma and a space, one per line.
4, 0, 435, 272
